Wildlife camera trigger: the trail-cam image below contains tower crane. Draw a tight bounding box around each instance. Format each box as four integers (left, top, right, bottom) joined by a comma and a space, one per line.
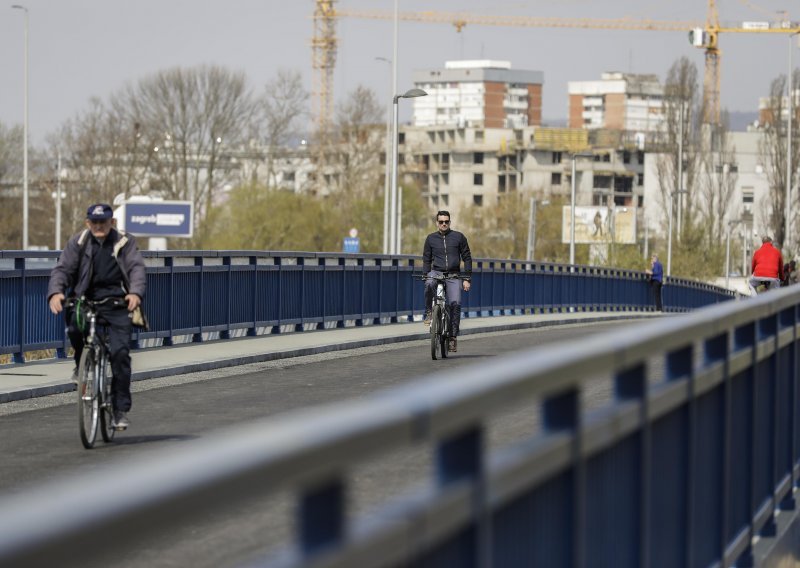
312, 0, 800, 133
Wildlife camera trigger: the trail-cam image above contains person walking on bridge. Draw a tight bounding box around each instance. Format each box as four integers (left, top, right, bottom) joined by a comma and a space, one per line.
749, 235, 784, 295
46, 203, 146, 430
645, 253, 663, 311
422, 210, 472, 353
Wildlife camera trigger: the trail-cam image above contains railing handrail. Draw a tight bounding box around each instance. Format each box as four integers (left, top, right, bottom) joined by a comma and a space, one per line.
0, 283, 793, 567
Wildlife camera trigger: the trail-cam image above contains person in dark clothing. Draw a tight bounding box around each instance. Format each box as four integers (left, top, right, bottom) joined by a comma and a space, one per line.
47, 203, 146, 430
645, 253, 664, 311
422, 210, 473, 353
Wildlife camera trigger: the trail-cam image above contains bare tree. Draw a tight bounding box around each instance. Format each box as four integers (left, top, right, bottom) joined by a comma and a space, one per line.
0, 122, 24, 248
120, 65, 257, 234
758, 70, 800, 250
332, 85, 384, 203
258, 69, 308, 187
54, 97, 157, 207
654, 57, 701, 239
697, 111, 739, 245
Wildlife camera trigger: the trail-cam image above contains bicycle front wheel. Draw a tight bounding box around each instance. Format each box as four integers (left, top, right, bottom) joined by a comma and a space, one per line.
430, 305, 441, 360
99, 355, 116, 443
439, 308, 449, 359
77, 349, 99, 449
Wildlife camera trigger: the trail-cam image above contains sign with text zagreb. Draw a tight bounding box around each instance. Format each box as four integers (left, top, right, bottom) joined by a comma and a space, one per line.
122, 201, 193, 238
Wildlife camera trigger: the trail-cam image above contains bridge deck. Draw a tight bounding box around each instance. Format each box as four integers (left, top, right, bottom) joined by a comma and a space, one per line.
0, 311, 656, 403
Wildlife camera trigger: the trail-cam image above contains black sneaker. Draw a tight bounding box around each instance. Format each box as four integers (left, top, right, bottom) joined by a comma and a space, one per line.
113, 411, 130, 430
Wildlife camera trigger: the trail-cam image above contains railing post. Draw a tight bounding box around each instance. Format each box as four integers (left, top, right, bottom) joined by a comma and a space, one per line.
220, 256, 232, 340
542, 388, 583, 567
299, 479, 345, 557
192, 255, 204, 343
14, 257, 26, 363
248, 256, 258, 337
295, 256, 305, 333
615, 364, 650, 568
162, 256, 174, 346
436, 426, 488, 567
272, 256, 283, 335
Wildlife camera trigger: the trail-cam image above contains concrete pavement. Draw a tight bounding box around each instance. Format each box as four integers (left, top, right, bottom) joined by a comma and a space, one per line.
0, 310, 658, 403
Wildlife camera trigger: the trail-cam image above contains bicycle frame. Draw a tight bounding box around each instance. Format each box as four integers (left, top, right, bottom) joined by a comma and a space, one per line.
73, 299, 116, 448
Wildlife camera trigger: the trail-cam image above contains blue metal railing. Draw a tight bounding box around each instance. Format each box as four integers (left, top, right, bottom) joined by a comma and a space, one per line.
0, 274, 794, 568
1, 250, 735, 362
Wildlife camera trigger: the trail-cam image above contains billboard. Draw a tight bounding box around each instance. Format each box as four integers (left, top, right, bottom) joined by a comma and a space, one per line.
562, 206, 637, 245
117, 201, 193, 238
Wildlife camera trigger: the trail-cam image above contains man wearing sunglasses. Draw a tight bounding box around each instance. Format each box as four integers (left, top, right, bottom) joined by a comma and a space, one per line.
47, 203, 146, 430
422, 210, 473, 352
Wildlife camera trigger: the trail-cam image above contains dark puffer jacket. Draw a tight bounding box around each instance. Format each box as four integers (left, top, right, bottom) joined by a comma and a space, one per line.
422, 229, 472, 277
47, 228, 147, 301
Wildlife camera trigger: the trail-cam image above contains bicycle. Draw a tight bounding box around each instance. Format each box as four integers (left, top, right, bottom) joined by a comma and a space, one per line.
415, 272, 466, 360
749, 276, 781, 295
66, 297, 120, 449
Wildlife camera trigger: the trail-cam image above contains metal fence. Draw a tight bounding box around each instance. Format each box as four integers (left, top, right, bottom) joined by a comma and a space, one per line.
1, 250, 733, 362
0, 280, 795, 567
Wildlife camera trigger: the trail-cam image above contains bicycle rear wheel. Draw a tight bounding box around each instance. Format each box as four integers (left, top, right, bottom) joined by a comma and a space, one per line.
77, 349, 99, 449
430, 305, 441, 360
99, 356, 116, 443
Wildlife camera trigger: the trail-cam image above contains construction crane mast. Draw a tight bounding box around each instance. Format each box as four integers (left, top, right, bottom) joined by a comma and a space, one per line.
312, 0, 337, 137
312, 1, 800, 131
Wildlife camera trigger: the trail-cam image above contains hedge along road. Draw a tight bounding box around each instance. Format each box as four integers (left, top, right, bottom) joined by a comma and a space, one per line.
0, 320, 640, 568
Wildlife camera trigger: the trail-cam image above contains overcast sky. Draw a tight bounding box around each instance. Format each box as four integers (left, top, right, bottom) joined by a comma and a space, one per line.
0, 0, 797, 144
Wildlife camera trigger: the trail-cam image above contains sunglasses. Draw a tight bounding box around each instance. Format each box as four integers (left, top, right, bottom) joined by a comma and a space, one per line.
437, 219, 450, 225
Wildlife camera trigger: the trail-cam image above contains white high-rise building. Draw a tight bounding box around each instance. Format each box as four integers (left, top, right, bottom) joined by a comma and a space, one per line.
568, 72, 665, 132
411, 60, 544, 129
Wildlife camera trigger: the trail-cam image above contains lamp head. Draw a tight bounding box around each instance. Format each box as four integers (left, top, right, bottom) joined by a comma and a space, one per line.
401, 88, 427, 99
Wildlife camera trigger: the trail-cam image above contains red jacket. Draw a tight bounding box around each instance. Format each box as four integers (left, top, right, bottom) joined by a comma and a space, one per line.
752, 242, 784, 280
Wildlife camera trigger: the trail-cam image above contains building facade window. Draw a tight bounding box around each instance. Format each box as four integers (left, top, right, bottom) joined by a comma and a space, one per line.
474, 152, 484, 164
474, 173, 483, 185
551, 172, 562, 185
473, 194, 483, 206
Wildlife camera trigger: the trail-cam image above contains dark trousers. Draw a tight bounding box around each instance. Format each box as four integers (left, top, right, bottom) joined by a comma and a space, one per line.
67, 302, 133, 412
650, 280, 663, 311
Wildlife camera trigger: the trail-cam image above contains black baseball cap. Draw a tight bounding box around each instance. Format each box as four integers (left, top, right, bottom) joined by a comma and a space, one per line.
86, 203, 113, 220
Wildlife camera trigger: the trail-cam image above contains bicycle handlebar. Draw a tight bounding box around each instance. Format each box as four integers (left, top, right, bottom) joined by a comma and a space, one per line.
412, 272, 470, 281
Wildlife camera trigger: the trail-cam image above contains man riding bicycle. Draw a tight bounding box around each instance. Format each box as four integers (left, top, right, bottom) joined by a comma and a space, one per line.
422, 210, 472, 352
749, 235, 784, 295
47, 203, 146, 430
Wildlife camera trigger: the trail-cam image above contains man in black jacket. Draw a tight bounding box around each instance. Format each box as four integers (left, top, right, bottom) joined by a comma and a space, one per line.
47, 203, 146, 430
422, 210, 472, 352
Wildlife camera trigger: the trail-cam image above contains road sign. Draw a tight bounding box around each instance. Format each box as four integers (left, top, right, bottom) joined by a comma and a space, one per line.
343, 237, 360, 253
116, 201, 193, 238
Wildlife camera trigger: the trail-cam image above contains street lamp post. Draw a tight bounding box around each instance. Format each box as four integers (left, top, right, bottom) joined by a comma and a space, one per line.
12, 4, 29, 250
526, 197, 550, 261
667, 189, 689, 276
725, 219, 743, 289
785, 32, 799, 253
55, 152, 62, 250
569, 153, 593, 266
376, 56, 393, 254
390, 88, 427, 254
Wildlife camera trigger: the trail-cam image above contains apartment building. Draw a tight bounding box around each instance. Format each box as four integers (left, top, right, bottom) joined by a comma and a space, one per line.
411, 60, 544, 129
757, 89, 800, 126
568, 72, 665, 132
399, 124, 646, 215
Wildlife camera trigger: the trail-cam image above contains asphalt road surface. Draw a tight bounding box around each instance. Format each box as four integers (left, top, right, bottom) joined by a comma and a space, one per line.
0, 320, 636, 568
